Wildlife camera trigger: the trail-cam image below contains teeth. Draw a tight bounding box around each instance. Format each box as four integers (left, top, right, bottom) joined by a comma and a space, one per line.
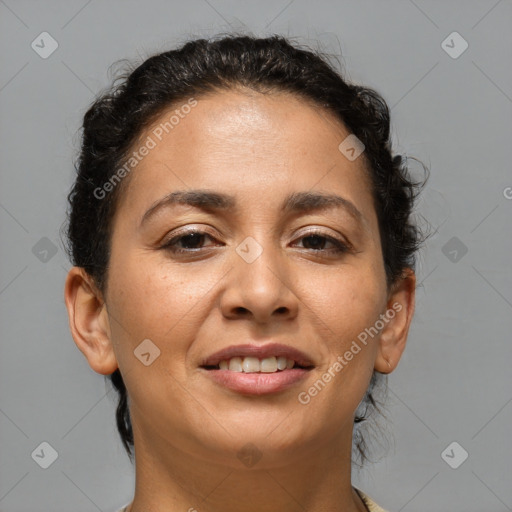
228, 357, 242, 372
260, 357, 277, 372
277, 356, 288, 370
217, 356, 297, 372
242, 356, 261, 372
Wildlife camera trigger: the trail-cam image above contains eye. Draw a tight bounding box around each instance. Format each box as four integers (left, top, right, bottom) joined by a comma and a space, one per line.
160, 229, 220, 254
160, 228, 351, 256
293, 230, 350, 254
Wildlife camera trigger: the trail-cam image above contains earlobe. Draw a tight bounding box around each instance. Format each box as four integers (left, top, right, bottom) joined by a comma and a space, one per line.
64, 267, 118, 375
374, 269, 416, 374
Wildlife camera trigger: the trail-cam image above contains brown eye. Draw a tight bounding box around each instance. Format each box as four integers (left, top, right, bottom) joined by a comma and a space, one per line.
294, 231, 349, 254
161, 230, 218, 254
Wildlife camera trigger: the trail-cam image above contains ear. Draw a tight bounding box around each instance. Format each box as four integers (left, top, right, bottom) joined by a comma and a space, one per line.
374, 268, 416, 373
64, 266, 118, 375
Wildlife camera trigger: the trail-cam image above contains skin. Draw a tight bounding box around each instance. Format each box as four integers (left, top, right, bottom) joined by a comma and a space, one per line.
64, 89, 415, 512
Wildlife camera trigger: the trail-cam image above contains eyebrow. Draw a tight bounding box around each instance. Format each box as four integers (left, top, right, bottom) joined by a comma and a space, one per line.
139, 189, 367, 228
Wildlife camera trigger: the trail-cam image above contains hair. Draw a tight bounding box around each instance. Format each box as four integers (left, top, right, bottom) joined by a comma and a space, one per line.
62, 33, 429, 467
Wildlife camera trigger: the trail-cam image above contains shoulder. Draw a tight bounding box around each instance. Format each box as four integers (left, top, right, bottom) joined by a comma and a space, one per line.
354, 487, 392, 512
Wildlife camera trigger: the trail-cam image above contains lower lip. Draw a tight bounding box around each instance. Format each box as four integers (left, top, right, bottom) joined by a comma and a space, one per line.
201, 368, 311, 395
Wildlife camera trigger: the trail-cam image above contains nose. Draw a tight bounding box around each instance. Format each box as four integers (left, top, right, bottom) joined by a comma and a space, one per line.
220, 239, 299, 324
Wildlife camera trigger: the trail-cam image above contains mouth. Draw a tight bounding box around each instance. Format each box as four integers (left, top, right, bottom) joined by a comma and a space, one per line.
199, 344, 315, 395
201, 356, 314, 373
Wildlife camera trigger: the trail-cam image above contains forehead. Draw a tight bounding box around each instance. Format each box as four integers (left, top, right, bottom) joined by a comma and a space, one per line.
114, 89, 375, 225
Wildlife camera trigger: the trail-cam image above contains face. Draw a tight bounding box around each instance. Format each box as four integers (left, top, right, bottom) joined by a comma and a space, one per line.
66, 89, 415, 469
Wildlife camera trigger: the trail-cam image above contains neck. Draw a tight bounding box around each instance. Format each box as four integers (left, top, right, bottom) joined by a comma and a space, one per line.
124, 420, 368, 512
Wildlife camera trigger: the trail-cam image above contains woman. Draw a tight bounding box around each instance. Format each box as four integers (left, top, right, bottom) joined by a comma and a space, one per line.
63, 34, 426, 512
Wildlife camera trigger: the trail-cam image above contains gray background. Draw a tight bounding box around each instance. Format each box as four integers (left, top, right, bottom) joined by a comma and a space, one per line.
1, 0, 511, 511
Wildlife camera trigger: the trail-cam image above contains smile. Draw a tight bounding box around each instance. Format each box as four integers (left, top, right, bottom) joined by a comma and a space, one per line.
200, 356, 313, 395
204, 355, 310, 373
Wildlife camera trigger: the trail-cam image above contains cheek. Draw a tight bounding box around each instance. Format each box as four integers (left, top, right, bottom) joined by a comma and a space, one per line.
108, 252, 214, 344
300, 269, 384, 410
105, 252, 218, 413
314, 263, 386, 344
288, 267, 385, 440
307, 262, 386, 408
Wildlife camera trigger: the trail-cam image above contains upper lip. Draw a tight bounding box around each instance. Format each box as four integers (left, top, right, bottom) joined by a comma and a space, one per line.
200, 343, 315, 368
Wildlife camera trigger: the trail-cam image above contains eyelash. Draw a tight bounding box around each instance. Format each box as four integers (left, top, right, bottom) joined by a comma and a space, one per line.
160, 229, 350, 255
